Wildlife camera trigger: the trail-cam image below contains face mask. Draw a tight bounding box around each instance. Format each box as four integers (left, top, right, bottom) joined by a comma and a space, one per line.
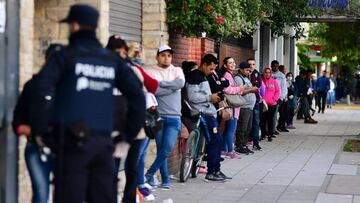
132, 58, 145, 66
287, 77, 293, 81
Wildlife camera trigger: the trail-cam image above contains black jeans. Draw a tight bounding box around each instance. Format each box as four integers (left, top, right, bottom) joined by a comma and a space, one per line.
300, 96, 311, 120
122, 139, 142, 203
54, 134, 116, 203
287, 107, 295, 125
317, 90, 327, 113
260, 105, 277, 137
235, 108, 253, 147
278, 101, 289, 129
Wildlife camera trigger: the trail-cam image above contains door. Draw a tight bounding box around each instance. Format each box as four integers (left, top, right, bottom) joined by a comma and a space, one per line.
0, 1, 20, 203
109, 0, 142, 43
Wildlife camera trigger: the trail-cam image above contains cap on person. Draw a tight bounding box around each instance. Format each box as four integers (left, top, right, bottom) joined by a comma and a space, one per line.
60, 4, 99, 27
238, 61, 250, 69
157, 45, 173, 55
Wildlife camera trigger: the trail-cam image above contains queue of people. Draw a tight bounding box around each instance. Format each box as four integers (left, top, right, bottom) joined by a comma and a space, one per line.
11, 4, 343, 203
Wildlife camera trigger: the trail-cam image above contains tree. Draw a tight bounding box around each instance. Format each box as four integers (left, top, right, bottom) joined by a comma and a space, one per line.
309, 22, 360, 73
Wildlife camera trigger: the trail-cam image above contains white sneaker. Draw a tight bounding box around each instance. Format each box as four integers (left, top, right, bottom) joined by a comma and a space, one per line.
143, 194, 155, 202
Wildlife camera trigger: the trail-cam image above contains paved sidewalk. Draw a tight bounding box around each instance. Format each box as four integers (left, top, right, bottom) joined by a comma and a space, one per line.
153, 109, 360, 203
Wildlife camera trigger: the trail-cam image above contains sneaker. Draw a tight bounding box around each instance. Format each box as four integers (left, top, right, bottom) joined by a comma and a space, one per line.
287, 124, 296, 129
274, 131, 280, 135
253, 145, 262, 151
235, 147, 249, 155
136, 188, 144, 202
220, 157, 225, 162
245, 146, 254, 154
216, 171, 232, 179
226, 151, 239, 159
205, 173, 225, 181
221, 151, 227, 157
143, 194, 155, 202
198, 166, 208, 174
145, 174, 157, 188
138, 187, 151, 197
279, 128, 289, 132
161, 182, 171, 190
271, 135, 277, 138
304, 118, 318, 124
268, 136, 273, 142
246, 141, 253, 146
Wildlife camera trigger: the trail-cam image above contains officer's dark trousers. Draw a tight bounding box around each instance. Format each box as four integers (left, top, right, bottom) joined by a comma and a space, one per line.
54, 133, 116, 203
317, 90, 327, 113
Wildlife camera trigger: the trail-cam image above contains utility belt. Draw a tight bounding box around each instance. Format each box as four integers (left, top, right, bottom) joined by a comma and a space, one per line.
42, 122, 111, 150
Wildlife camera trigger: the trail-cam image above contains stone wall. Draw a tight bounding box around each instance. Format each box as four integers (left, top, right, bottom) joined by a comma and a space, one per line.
18, 1, 109, 202
142, 0, 168, 68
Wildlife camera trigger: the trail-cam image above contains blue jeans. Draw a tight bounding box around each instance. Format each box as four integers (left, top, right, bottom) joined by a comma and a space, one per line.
146, 117, 181, 184
137, 137, 150, 187
251, 103, 260, 146
25, 142, 54, 203
203, 116, 222, 175
222, 117, 237, 152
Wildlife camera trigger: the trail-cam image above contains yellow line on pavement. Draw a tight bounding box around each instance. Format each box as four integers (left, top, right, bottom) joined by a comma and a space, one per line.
332, 105, 360, 110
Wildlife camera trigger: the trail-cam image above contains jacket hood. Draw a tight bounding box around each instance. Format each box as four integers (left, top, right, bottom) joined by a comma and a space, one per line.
262, 66, 272, 81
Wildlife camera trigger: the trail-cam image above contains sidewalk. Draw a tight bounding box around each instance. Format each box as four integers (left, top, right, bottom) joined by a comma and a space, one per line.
153, 108, 360, 203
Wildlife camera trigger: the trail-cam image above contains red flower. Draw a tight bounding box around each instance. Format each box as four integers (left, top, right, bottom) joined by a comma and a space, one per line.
216, 16, 224, 24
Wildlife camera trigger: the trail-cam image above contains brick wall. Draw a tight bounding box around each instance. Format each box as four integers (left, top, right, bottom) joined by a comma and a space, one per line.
220, 43, 255, 65
170, 34, 215, 67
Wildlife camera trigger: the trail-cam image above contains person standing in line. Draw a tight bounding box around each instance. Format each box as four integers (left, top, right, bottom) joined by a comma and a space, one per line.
271, 61, 288, 133
316, 70, 330, 113
106, 37, 158, 202
145, 45, 185, 190
30, 4, 145, 203
286, 72, 297, 129
295, 70, 318, 124
234, 62, 258, 154
220, 57, 244, 158
248, 58, 263, 150
261, 67, 280, 142
186, 54, 230, 181
327, 73, 336, 109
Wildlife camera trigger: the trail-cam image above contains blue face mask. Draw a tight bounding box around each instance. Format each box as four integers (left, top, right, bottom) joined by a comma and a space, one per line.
131, 58, 145, 66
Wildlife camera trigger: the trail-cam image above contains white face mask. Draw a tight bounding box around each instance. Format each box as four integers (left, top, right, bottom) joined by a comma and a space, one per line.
287, 76, 293, 81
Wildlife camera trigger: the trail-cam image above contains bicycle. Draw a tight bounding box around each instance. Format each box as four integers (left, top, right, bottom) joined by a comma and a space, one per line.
179, 101, 225, 182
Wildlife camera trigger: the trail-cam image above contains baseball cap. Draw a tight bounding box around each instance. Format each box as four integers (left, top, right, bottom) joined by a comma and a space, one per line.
60, 4, 99, 27
157, 45, 173, 55
238, 61, 250, 69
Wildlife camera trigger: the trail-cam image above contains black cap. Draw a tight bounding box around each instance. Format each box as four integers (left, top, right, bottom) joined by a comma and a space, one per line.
239, 61, 250, 69
60, 4, 99, 27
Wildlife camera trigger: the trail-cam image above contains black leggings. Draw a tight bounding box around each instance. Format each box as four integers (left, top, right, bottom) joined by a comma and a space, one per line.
260, 105, 277, 137
287, 107, 295, 125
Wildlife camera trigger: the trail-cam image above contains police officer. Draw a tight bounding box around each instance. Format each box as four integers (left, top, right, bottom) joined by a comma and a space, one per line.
30, 4, 145, 203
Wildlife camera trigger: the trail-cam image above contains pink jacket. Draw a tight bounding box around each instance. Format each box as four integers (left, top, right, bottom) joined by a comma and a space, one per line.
262, 67, 280, 106
223, 71, 243, 119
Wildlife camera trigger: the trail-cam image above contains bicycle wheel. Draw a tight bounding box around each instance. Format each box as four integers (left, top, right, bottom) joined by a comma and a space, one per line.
179, 130, 197, 182
191, 134, 206, 178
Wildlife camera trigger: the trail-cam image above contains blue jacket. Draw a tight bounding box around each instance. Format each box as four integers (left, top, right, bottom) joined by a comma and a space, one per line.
316, 76, 330, 92
31, 31, 145, 143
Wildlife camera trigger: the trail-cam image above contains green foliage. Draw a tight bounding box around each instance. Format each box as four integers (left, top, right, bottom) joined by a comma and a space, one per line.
343, 139, 353, 152
166, 0, 259, 38
296, 44, 314, 71
309, 22, 360, 72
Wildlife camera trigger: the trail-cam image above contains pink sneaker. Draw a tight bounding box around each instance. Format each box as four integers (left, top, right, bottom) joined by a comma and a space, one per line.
287, 124, 296, 129
226, 151, 240, 159
198, 166, 207, 174
221, 151, 227, 156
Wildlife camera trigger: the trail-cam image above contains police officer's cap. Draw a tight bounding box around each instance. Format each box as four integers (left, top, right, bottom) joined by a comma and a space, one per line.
60, 4, 99, 27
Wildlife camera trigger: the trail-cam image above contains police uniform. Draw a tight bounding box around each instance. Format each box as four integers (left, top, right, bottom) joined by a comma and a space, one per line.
30, 4, 145, 203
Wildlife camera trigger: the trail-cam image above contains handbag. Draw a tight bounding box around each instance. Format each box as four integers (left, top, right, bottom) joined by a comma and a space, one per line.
144, 108, 163, 139
224, 94, 246, 108
218, 100, 233, 121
